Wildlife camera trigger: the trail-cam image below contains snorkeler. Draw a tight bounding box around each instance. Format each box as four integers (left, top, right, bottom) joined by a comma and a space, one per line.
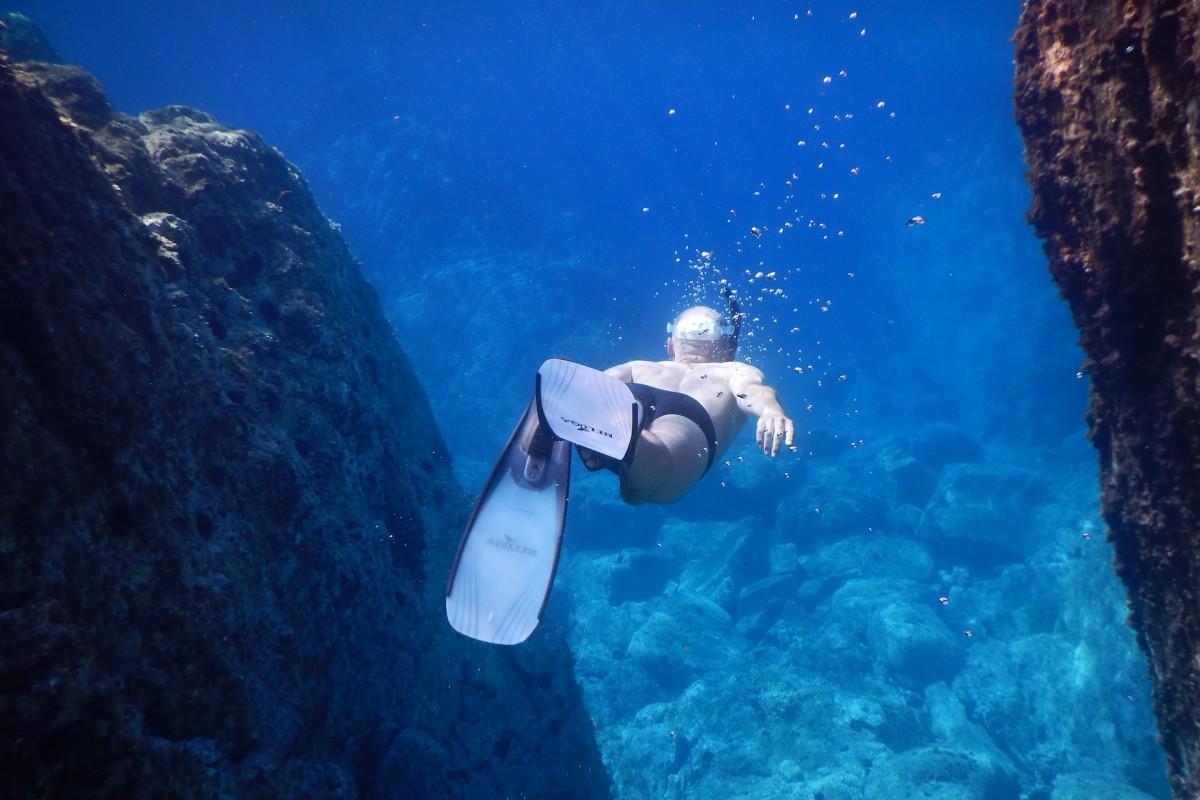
579, 303, 795, 504
446, 295, 794, 644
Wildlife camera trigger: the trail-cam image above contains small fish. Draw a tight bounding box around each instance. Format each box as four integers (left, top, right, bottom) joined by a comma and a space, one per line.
750, 226, 764, 238
905, 215, 926, 227
736, 393, 748, 399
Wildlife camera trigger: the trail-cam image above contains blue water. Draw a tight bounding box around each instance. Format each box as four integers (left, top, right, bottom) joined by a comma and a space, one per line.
26, 2, 1168, 797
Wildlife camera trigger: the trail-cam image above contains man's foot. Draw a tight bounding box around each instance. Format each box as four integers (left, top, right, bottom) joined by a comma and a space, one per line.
578, 446, 607, 471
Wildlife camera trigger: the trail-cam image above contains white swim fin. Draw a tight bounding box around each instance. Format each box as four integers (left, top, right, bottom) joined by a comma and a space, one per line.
445, 398, 571, 645
535, 358, 641, 462
445, 359, 640, 645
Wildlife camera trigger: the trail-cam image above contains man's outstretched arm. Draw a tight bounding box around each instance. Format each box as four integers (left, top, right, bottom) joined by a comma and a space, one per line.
729, 365, 794, 457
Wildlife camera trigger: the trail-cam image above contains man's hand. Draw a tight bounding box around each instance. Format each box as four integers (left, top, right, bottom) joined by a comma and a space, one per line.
756, 413, 795, 457
729, 364, 795, 457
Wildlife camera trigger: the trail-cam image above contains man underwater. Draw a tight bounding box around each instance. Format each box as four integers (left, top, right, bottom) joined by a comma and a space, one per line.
580, 303, 795, 505
446, 300, 795, 644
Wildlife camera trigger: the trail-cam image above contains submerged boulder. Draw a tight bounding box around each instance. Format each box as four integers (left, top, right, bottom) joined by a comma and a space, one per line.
806, 534, 935, 583
916, 463, 1048, 565
904, 423, 985, 471
626, 593, 742, 690
776, 484, 889, 543
863, 745, 1020, 800
867, 602, 963, 688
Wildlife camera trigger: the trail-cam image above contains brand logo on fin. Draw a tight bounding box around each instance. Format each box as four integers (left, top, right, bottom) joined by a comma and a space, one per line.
487, 534, 538, 557
559, 416, 614, 439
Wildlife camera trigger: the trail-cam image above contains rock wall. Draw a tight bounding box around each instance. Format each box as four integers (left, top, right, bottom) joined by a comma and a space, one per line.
0, 40, 608, 800
1014, 3, 1200, 796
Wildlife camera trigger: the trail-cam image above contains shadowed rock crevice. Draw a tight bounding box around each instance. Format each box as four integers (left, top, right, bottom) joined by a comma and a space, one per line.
1015, 2, 1200, 796
0, 33, 609, 800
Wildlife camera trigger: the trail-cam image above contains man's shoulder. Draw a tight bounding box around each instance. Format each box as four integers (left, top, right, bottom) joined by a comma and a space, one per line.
721, 360, 763, 375
720, 361, 765, 383
627, 359, 672, 371
608, 359, 673, 382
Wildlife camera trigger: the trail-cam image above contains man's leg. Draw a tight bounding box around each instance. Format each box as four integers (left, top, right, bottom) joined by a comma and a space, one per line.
619, 414, 710, 505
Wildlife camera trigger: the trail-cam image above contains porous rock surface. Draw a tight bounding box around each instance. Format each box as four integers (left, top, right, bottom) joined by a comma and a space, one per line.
1015, 2, 1200, 796
0, 47, 608, 799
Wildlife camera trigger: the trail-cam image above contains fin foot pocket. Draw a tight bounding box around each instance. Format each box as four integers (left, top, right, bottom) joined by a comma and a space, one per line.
522, 419, 556, 483
536, 358, 641, 463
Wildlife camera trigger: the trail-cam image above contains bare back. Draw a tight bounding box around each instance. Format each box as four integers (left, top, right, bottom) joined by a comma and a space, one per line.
605, 359, 770, 461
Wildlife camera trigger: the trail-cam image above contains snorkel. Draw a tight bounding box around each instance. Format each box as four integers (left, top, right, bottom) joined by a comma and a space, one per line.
721, 285, 742, 359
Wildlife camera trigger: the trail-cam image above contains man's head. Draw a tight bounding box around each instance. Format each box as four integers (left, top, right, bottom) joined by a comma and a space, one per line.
666, 305, 737, 363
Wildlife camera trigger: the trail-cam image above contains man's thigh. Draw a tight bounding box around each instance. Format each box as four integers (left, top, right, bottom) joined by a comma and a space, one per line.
622, 415, 709, 504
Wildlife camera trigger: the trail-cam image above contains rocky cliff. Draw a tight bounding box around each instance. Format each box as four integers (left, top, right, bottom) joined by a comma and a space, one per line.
0, 32, 608, 800
1014, 2, 1200, 796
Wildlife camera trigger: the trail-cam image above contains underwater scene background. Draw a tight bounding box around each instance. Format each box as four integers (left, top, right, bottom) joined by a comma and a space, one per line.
18, 1, 1169, 797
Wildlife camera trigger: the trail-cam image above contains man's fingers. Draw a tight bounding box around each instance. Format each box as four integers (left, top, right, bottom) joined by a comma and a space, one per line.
755, 417, 796, 457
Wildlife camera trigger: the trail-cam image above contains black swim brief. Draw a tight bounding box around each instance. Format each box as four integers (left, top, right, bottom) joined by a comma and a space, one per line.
627, 382, 718, 473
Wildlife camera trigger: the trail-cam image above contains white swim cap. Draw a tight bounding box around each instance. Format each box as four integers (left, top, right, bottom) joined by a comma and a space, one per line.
667, 306, 734, 343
